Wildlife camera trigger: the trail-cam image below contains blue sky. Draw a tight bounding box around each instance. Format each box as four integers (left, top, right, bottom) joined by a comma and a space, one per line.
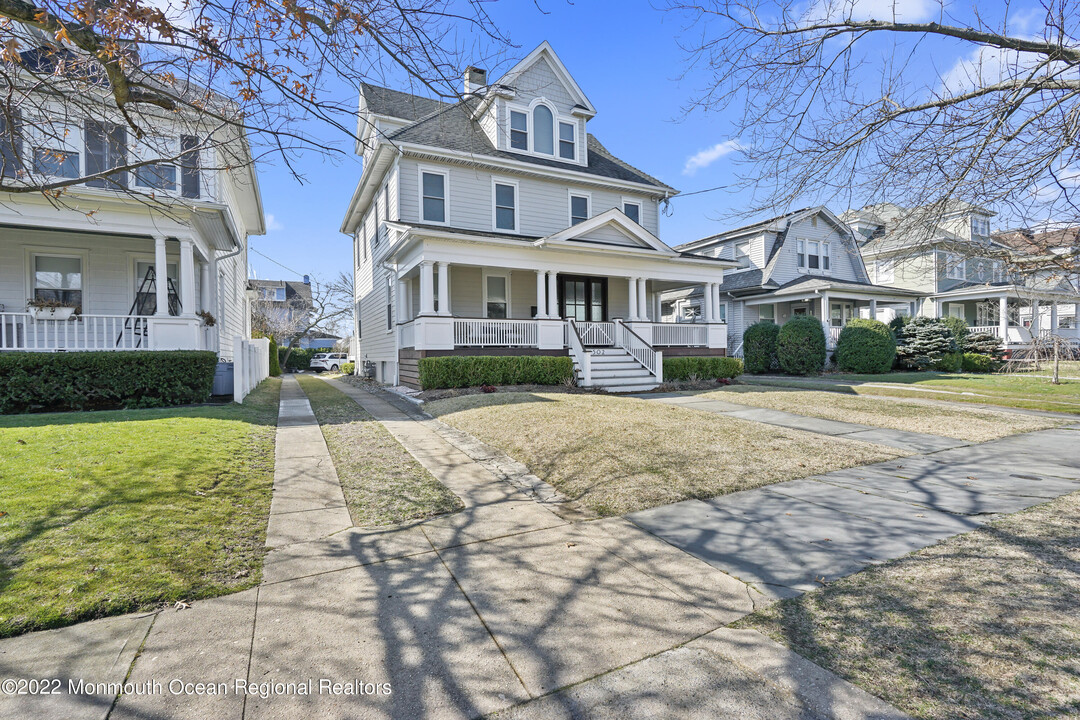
247, 0, 1040, 283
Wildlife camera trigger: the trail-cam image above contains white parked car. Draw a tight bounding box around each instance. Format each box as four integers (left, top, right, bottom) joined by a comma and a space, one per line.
308, 352, 352, 373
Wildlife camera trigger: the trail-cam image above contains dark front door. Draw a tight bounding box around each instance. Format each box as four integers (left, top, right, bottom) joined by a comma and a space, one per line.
558, 275, 607, 321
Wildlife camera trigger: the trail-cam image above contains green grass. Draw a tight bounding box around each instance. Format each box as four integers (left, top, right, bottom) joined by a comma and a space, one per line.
0, 378, 281, 638
297, 376, 463, 526
737, 490, 1080, 719
743, 372, 1080, 414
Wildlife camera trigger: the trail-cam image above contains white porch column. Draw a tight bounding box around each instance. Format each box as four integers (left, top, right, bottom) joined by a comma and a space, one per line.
535, 270, 548, 318
436, 261, 450, 316
627, 277, 639, 320
999, 296, 1009, 340
653, 293, 661, 322
396, 277, 409, 322
419, 261, 435, 316
637, 278, 648, 321
154, 235, 169, 317
934, 299, 943, 318
869, 298, 878, 321
547, 271, 558, 318
713, 284, 723, 322
1051, 302, 1059, 332
200, 262, 210, 312
1031, 299, 1040, 334
702, 283, 713, 323
179, 239, 196, 316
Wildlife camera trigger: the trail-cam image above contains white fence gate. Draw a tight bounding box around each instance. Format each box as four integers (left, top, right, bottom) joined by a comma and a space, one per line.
233, 337, 271, 403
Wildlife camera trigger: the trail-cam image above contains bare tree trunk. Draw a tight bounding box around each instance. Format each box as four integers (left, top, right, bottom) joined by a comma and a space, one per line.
1053, 337, 1061, 385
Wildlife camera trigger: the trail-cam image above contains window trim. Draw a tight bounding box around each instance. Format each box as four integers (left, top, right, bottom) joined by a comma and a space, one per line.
796, 237, 830, 273
385, 274, 393, 332
504, 98, 584, 165
418, 166, 449, 226
558, 121, 576, 160
944, 252, 965, 280
482, 269, 511, 319
492, 177, 519, 233
27, 249, 88, 312
509, 109, 529, 151
621, 198, 642, 225
568, 190, 590, 227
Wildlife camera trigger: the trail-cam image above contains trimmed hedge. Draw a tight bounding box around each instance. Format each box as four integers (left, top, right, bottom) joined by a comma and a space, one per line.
961, 352, 996, 373
777, 316, 827, 375
418, 355, 574, 390
0, 350, 218, 413
933, 351, 964, 372
834, 318, 896, 374
664, 356, 743, 381
341, 362, 356, 375
268, 338, 282, 377
743, 322, 780, 374
279, 347, 318, 370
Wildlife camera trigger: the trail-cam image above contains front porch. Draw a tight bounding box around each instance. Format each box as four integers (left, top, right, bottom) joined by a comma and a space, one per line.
743, 291, 918, 351
931, 290, 1080, 349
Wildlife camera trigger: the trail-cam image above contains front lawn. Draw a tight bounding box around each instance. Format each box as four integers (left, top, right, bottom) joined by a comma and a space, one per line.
738, 490, 1080, 719
703, 386, 1065, 442
744, 372, 1080, 414
0, 378, 281, 638
425, 392, 903, 516
297, 376, 463, 526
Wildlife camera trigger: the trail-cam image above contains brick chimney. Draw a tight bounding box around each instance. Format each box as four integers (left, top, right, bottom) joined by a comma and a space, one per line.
464, 66, 487, 94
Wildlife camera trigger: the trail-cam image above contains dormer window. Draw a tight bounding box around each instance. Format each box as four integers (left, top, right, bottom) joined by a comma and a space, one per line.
558, 122, 575, 160
533, 105, 554, 155
796, 239, 830, 271
510, 111, 528, 151
971, 216, 990, 238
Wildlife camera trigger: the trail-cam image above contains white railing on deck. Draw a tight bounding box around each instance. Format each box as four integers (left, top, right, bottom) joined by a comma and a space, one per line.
577, 321, 615, 346
827, 326, 842, 347
635, 322, 707, 347
453, 318, 538, 347
567, 319, 592, 386
399, 321, 415, 349
0, 313, 153, 351
615, 319, 661, 383
970, 325, 1001, 337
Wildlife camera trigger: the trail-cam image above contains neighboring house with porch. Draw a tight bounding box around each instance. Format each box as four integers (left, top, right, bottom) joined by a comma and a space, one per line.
343, 42, 733, 391
0, 78, 264, 358
844, 203, 1080, 350
668, 207, 920, 357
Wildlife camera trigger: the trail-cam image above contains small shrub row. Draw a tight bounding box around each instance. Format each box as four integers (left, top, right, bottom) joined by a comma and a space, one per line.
341, 362, 356, 375
834, 319, 896, 374
743, 322, 780, 374
0, 350, 218, 413
663, 356, 743, 381
418, 355, 574, 390
278, 347, 318, 370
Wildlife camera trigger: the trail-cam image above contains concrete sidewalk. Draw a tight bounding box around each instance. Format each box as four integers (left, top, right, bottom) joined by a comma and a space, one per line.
0, 379, 912, 720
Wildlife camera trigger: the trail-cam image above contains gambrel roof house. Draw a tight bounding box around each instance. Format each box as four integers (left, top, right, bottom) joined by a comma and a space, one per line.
668, 207, 920, 357
343, 42, 736, 390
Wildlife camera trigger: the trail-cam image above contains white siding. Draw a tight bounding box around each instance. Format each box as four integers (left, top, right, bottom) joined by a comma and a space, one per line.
511, 57, 576, 114
770, 217, 865, 285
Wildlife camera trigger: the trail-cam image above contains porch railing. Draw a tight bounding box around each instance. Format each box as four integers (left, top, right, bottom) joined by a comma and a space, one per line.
970, 325, 1001, 337
453, 318, 538, 347
615, 319, 662, 383
577, 321, 616, 346
632, 322, 707, 347
0, 313, 153, 351
567, 319, 592, 386
827, 326, 842, 347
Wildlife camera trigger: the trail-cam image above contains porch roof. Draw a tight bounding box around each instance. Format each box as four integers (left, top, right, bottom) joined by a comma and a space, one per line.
932, 283, 1080, 302
735, 276, 922, 305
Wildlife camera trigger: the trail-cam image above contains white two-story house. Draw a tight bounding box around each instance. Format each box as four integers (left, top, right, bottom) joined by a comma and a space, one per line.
343, 42, 734, 391
669, 207, 921, 356
0, 49, 264, 360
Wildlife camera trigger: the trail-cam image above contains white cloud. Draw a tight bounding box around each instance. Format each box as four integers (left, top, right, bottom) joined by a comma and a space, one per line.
266, 214, 284, 232
810, 0, 938, 23
683, 140, 742, 175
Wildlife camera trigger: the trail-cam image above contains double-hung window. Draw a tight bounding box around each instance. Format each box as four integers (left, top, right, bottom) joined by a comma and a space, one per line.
875, 259, 894, 283
558, 122, 575, 160
758, 305, 775, 323
421, 171, 446, 224
84, 120, 127, 188
133, 136, 178, 191
386, 275, 393, 331
797, 239, 829, 271
179, 135, 201, 198
33, 254, 83, 309
570, 193, 589, 226
484, 273, 509, 318
623, 201, 641, 225
945, 252, 965, 280
494, 181, 517, 232
510, 111, 528, 151
0, 111, 22, 178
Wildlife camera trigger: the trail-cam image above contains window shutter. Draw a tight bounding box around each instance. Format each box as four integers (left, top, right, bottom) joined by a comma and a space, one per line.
180, 135, 201, 198
84, 121, 107, 186
0, 110, 22, 178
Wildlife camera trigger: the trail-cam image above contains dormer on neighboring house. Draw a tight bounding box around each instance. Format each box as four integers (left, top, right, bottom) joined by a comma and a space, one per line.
342, 42, 734, 391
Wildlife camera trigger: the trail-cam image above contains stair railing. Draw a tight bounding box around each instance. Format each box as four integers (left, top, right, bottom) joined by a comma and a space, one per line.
567, 319, 592, 387
615, 319, 662, 384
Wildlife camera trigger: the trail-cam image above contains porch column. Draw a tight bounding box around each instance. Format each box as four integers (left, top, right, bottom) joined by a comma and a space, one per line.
869, 298, 878, 321
200, 262, 210, 312
396, 277, 409, 322
637, 278, 648, 321
179, 239, 196, 317
547, 271, 558, 318
934, 300, 943, 318
701, 284, 712, 323
653, 293, 661, 322
821, 291, 831, 344
999, 296, 1008, 340
627, 277, 638, 321
713, 284, 723, 322
1031, 299, 1040, 334
419, 261, 435, 316
535, 270, 548, 318
154, 235, 169, 317
1051, 302, 1059, 332
436, 262, 450, 316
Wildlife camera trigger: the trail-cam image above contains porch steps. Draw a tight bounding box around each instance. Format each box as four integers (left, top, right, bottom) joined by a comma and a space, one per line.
575, 348, 660, 393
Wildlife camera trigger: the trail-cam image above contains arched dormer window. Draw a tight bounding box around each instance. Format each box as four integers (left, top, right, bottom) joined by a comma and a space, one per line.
532, 104, 554, 155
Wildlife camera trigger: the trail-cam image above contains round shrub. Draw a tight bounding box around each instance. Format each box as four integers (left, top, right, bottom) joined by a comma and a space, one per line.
834, 318, 896, 374
268, 338, 282, 376
341, 362, 356, 375
961, 352, 996, 373
777, 315, 827, 375
743, 321, 780, 374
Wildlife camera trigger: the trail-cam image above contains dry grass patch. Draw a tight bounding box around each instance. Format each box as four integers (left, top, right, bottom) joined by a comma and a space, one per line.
703, 386, 1063, 442
297, 376, 462, 526
425, 392, 903, 516
738, 490, 1080, 719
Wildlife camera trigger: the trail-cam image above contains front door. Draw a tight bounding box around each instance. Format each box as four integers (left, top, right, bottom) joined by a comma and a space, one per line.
558, 275, 607, 322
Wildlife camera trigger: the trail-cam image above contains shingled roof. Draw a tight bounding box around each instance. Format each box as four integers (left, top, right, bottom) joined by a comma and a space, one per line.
360, 85, 673, 191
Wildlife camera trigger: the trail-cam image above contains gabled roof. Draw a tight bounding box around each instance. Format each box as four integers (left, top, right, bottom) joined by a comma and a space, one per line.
498, 41, 596, 116
676, 208, 812, 251
248, 278, 313, 304
384, 96, 673, 190
537, 208, 676, 254
359, 83, 451, 122
773, 276, 921, 295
